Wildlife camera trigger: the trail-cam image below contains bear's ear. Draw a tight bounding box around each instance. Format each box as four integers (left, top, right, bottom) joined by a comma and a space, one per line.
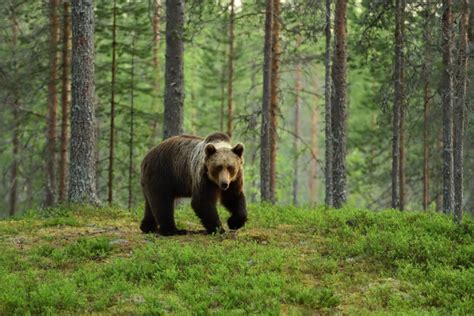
205, 144, 217, 157
232, 143, 244, 158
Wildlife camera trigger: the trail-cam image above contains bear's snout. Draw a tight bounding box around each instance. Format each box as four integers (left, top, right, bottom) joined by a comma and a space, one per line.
220, 182, 229, 190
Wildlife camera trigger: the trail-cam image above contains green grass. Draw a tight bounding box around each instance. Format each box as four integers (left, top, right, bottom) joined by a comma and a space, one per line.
0, 204, 473, 315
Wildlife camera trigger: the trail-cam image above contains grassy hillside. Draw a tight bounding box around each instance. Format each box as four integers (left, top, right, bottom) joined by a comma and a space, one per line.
1, 204, 473, 315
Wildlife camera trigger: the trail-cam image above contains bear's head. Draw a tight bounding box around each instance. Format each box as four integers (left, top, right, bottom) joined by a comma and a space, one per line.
204, 142, 244, 191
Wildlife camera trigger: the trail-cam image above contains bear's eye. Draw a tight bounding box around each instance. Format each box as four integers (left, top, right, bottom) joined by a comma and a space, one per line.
216, 165, 223, 171
227, 166, 235, 174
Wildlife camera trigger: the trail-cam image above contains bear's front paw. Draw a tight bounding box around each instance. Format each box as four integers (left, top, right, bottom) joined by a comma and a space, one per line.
158, 228, 188, 236
206, 226, 225, 235
140, 221, 159, 234
228, 215, 247, 230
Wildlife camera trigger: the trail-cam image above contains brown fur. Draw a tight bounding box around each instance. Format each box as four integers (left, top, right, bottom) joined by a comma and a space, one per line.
140, 132, 247, 235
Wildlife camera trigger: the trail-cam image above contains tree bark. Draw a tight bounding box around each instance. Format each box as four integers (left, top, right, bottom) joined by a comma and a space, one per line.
454, 0, 469, 223
260, 0, 273, 202
9, 6, 19, 216
163, 0, 184, 139
227, 0, 235, 137
309, 99, 319, 206
422, 0, 432, 211
150, 0, 161, 144
292, 59, 301, 205
324, 0, 333, 207
129, 34, 136, 211
10, 99, 19, 216
441, 0, 454, 214
58, 0, 71, 203
399, 99, 406, 211
332, 0, 347, 209
69, 0, 100, 204
45, 0, 61, 206
391, 0, 404, 210
269, 0, 280, 203
108, 0, 117, 205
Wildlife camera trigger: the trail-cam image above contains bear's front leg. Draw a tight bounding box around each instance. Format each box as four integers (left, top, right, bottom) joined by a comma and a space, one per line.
191, 188, 224, 234
221, 186, 247, 230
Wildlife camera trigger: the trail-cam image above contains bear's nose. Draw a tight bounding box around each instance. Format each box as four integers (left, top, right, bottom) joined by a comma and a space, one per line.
220, 183, 229, 190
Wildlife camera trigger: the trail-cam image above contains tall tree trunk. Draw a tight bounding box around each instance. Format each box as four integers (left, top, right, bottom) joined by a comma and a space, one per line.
309, 98, 319, 206
9, 6, 19, 216
399, 101, 406, 210
292, 59, 301, 205
150, 0, 161, 144
422, 0, 432, 210
441, 0, 454, 214
392, 0, 404, 209
108, 0, 117, 204
227, 0, 235, 137
260, 0, 273, 202
220, 54, 226, 132
45, 0, 60, 206
10, 101, 19, 216
163, 0, 184, 139
58, 0, 71, 203
269, 0, 280, 203
324, 0, 333, 207
332, 0, 347, 209
436, 131, 444, 212
69, 0, 100, 204
128, 34, 136, 211
454, 0, 470, 223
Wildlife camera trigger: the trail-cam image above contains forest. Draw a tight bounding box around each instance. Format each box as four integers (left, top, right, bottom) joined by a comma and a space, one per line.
0, 0, 473, 217
0, 0, 473, 314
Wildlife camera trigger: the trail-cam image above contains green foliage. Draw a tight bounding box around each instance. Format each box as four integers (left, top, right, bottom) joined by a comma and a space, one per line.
1, 205, 473, 314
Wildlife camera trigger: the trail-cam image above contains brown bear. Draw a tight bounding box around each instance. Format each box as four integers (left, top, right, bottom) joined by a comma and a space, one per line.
140, 132, 247, 236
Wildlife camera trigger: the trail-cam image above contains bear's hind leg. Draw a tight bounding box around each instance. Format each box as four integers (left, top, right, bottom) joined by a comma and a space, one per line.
140, 197, 159, 233
148, 194, 187, 236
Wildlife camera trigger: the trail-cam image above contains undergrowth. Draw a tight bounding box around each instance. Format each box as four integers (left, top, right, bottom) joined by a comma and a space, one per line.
0, 204, 472, 314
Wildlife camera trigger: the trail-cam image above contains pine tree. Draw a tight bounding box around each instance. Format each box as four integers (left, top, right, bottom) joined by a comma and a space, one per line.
163, 0, 185, 139
324, 0, 333, 207
454, 0, 470, 222
332, 0, 348, 209
441, 0, 454, 214
260, 0, 274, 202
69, 0, 100, 204
45, 0, 60, 206
58, 0, 71, 203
